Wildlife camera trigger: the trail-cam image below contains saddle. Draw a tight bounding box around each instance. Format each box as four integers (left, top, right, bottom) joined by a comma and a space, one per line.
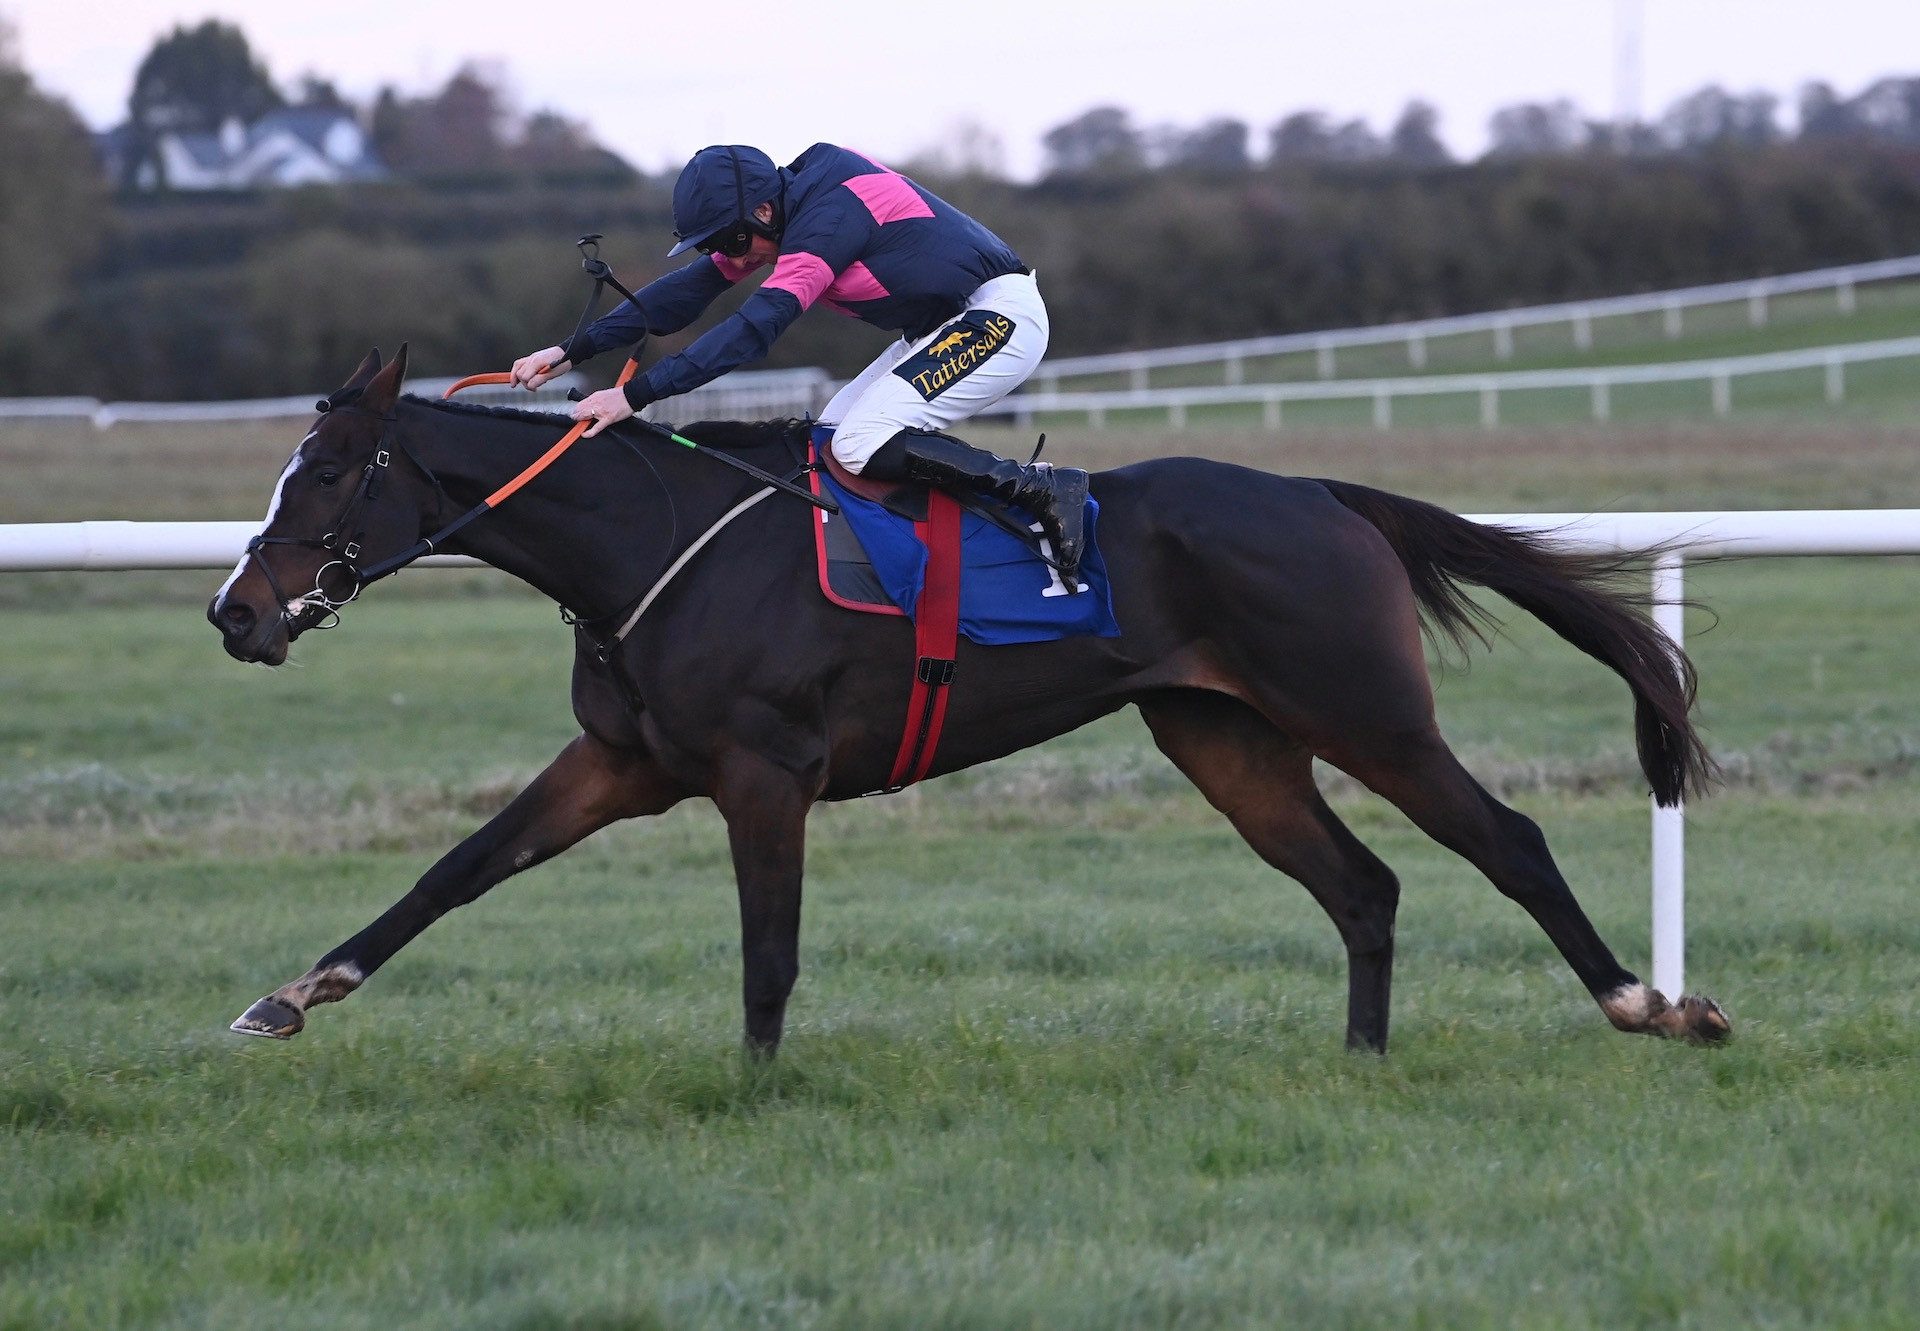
817, 446, 929, 522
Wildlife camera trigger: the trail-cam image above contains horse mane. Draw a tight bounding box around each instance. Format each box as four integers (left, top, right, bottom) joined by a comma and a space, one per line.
402, 395, 810, 455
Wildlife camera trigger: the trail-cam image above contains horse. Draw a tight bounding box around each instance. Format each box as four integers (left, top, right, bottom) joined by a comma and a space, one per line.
208, 347, 1732, 1056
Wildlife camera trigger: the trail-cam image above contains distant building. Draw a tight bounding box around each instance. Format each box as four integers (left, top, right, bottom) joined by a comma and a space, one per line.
98, 108, 388, 191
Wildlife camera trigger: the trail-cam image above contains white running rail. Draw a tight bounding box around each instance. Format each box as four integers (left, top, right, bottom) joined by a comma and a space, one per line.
980, 334, 1920, 429
0, 366, 834, 429
0, 374, 587, 428
6, 508, 1920, 999
1028, 253, 1920, 389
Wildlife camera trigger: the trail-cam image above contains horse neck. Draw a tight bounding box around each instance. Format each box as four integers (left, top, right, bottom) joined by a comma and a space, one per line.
397, 399, 690, 616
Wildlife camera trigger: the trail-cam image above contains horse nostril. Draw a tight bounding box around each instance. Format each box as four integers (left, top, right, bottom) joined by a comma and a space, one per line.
220, 601, 257, 635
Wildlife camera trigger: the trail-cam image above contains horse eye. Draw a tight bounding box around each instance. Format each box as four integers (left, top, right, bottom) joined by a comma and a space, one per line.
317, 470, 342, 487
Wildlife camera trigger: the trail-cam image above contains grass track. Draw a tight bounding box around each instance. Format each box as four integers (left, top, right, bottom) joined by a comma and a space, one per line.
5, 791, 1920, 1327
4, 418, 1919, 1325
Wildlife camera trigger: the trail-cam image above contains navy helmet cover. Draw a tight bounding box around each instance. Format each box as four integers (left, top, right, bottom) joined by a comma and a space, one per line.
666, 145, 783, 257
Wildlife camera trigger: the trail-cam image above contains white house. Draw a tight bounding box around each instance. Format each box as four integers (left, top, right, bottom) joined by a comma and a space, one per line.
118, 108, 388, 191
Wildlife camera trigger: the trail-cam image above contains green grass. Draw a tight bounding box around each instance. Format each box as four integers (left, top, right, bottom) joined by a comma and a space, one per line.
5, 419, 1920, 1325
4, 792, 1920, 1328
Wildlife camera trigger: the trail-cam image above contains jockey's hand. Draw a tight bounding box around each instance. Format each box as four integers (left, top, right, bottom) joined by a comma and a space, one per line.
570, 386, 634, 438
510, 346, 570, 390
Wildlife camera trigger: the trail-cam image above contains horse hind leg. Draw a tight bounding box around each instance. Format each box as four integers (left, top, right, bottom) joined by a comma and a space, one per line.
1140, 690, 1402, 1052
1325, 725, 1730, 1044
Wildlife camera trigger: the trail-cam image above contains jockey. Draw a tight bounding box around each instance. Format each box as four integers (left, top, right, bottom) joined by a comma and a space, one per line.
510, 143, 1089, 583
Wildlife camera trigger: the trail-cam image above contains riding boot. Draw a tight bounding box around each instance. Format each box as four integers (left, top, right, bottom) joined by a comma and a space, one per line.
864, 428, 1090, 586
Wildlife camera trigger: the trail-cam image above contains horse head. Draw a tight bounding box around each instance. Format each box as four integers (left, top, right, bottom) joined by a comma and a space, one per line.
207, 346, 436, 665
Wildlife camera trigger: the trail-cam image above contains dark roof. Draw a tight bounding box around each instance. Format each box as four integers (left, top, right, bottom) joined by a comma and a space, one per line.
172, 132, 228, 170
250, 107, 358, 154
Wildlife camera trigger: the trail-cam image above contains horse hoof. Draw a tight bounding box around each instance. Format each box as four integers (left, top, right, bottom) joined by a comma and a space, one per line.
230, 996, 304, 1040
1672, 993, 1732, 1044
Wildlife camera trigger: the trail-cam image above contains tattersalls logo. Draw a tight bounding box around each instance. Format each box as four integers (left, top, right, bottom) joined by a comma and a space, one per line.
895, 311, 1017, 401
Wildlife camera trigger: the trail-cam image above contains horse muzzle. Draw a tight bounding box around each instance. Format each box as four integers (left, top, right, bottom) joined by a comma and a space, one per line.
207, 594, 292, 665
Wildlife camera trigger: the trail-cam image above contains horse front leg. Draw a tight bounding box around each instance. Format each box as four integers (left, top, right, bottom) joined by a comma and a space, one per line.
230, 733, 686, 1038
714, 748, 819, 1057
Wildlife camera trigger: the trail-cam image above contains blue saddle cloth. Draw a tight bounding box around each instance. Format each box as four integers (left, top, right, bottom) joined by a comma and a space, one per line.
817, 464, 1121, 647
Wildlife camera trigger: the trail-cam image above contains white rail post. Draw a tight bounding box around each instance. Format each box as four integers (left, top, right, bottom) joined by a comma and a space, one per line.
1129, 365, 1149, 392
1262, 396, 1282, 429
1837, 277, 1857, 315
1747, 287, 1769, 328
1316, 339, 1336, 380
1407, 332, 1427, 370
1088, 404, 1106, 428
1711, 371, 1732, 418
1651, 553, 1686, 998
1479, 384, 1499, 428
1493, 319, 1514, 361
1825, 355, 1845, 405
1224, 353, 1244, 386
1663, 300, 1683, 339
1572, 307, 1593, 351
1591, 380, 1612, 422
1169, 401, 1186, 428
1372, 388, 1392, 429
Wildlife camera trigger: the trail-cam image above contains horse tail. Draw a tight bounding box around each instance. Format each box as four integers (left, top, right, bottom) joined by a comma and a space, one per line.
1316, 478, 1716, 806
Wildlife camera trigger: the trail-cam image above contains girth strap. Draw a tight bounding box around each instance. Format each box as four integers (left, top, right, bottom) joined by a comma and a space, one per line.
886, 489, 964, 790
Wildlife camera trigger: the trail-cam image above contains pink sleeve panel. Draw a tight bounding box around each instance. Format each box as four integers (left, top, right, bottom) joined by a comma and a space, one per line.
843, 171, 936, 226
824, 261, 889, 304
763, 252, 835, 309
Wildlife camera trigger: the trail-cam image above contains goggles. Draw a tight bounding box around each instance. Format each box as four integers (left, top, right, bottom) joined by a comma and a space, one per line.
695, 224, 756, 259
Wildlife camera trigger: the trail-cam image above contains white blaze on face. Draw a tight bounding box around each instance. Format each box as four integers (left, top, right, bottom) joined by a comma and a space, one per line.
213, 436, 312, 609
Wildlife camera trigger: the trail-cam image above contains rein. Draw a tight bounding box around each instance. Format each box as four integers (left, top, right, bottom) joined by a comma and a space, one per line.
243, 237, 838, 641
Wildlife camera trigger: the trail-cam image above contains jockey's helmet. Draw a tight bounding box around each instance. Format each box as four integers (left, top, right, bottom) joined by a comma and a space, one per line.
667, 145, 783, 258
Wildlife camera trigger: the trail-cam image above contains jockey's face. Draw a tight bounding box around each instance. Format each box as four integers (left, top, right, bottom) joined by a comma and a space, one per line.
739, 202, 781, 269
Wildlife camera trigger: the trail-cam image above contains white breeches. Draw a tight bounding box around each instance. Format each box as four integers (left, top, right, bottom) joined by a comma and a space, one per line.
820, 271, 1049, 472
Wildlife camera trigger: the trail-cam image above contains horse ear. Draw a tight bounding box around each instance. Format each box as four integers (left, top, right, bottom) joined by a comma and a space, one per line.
359, 342, 409, 415
326, 349, 383, 403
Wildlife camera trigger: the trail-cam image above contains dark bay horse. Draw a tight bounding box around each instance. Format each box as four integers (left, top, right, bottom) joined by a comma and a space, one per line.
209, 347, 1731, 1055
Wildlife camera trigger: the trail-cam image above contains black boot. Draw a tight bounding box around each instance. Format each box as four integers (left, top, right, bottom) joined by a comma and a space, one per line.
865, 429, 1091, 586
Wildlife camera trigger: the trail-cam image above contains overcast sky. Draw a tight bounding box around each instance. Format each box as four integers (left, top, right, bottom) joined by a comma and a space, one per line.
10, 0, 1920, 175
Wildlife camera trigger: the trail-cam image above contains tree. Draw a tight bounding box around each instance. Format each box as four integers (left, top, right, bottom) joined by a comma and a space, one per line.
128, 20, 281, 133
293, 74, 353, 114
1658, 86, 1778, 150
0, 32, 104, 372
1487, 100, 1587, 157
370, 65, 510, 176
371, 66, 631, 183
904, 120, 1008, 179
513, 109, 635, 183
1388, 100, 1450, 166
1164, 117, 1251, 173
1851, 77, 1920, 145
1799, 82, 1862, 140
1041, 105, 1145, 177
372, 64, 513, 177
1267, 111, 1384, 164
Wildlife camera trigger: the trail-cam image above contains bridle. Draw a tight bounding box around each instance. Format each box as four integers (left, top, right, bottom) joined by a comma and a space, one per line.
240, 395, 446, 634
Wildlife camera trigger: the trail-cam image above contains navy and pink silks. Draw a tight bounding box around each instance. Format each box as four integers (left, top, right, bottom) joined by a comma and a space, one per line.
561, 144, 1030, 415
